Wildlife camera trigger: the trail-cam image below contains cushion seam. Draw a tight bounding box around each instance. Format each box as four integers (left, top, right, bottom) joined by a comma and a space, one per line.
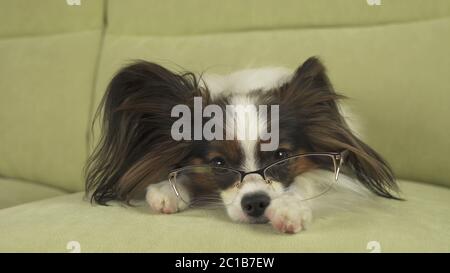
105, 15, 450, 38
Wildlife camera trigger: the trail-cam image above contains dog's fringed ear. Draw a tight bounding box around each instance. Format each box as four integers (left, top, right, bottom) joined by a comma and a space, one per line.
283, 57, 400, 199
85, 61, 208, 205
290, 56, 333, 93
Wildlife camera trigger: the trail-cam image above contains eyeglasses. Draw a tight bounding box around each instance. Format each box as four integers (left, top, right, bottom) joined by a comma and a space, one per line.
168, 151, 348, 207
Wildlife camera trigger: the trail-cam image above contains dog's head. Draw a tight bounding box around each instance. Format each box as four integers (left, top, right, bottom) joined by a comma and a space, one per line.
86, 57, 398, 223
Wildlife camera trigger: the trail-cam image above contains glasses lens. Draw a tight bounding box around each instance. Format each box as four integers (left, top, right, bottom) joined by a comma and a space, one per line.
169, 166, 241, 207
264, 154, 337, 200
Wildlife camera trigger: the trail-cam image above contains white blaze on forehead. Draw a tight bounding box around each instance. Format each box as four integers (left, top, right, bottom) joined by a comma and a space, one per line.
202, 67, 293, 99
229, 95, 263, 171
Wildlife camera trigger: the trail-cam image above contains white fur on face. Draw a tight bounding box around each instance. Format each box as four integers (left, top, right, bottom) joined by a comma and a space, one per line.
221, 176, 285, 223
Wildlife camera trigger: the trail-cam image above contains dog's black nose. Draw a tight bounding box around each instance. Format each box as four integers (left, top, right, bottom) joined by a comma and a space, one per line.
241, 193, 271, 218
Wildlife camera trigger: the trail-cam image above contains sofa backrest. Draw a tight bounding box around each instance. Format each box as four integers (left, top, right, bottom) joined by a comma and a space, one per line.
94, 0, 450, 188
0, 0, 104, 191
1, 0, 449, 192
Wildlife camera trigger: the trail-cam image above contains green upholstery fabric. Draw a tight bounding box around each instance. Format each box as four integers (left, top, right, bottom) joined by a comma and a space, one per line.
0, 177, 66, 209
107, 0, 450, 36
0, 180, 448, 252
0, 0, 104, 191
0, 0, 103, 37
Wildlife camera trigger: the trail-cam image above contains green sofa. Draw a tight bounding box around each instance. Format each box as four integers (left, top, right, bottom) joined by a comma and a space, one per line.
1, 0, 449, 252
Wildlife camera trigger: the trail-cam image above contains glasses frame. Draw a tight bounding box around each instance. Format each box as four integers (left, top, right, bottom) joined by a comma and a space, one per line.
168, 150, 349, 199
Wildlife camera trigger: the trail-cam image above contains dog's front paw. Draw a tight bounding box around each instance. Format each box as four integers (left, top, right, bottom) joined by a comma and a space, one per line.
265, 198, 312, 234
146, 181, 189, 214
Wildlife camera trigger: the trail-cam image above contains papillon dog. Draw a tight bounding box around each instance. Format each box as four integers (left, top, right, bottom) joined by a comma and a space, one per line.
86, 57, 399, 234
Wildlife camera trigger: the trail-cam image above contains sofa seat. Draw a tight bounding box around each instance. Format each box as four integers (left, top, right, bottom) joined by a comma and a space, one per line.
0, 177, 66, 209
0, 180, 448, 252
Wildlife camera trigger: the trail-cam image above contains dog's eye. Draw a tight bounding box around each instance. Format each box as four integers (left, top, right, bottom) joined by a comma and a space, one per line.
210, 156, 226, 166
274, 149, 290, 160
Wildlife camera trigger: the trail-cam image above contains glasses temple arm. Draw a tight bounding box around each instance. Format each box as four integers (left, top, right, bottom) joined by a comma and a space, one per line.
335, 150, 349, 181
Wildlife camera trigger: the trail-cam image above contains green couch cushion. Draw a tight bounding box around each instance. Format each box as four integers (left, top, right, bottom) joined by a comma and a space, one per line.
0, 177, 66, 209
0, 0, 104, 192
0, 180, 448, 252
95, 15, 450, 187
107, 0, 450, 36
0, 0, 103, 37
0, 31, 102, 192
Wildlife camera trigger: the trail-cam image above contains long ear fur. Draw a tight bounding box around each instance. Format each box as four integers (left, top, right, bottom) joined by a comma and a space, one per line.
282, 57, 400, 199
85, 61, 208, 204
